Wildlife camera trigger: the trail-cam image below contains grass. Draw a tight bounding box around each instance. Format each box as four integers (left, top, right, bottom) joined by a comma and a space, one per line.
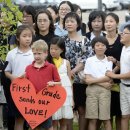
73, 122, 78, 130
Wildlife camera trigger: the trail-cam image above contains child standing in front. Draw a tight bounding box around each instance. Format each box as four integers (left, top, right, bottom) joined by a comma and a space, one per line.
106, 24, 130, 130
25, 39, 61, 130
47, 37, 73, 130
84, 36, 113, 130
5, 25, 34, 130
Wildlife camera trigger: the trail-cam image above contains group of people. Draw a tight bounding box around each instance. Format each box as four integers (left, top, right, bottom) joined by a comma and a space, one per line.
0, 1, 130, 130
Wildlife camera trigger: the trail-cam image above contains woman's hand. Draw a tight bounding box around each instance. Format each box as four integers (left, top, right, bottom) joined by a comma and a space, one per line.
107, 56, 117, 64
106, 70, 116, 78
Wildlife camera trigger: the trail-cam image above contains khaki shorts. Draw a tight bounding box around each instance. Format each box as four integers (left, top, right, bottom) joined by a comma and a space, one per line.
86, 85, 111, 120
120, 83, 130, 115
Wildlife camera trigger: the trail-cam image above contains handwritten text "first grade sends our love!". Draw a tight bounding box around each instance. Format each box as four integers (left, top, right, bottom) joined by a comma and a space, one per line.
11, 83, 61, 100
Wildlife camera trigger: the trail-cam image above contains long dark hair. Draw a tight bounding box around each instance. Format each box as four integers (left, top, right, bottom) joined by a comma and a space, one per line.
47, 36, 66, 64
35, 9, 55, 34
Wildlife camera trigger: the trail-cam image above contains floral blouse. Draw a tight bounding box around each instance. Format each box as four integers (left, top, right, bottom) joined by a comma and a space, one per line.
65, 37, 93, 83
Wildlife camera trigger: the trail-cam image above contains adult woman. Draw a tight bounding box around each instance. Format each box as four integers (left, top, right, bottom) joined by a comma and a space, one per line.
55, 1, 74, 37
86, 10, 106, 41
73, 4, 87, 36
105, 13, 123, 130
9, 5, 36, 48
21, 5, 36, 26
47, 5, 58, 24
34, 10, 55, 47
63, 12, 93, 130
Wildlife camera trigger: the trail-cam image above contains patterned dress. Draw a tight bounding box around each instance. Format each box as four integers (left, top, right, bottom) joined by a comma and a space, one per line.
65, 37, 93, 83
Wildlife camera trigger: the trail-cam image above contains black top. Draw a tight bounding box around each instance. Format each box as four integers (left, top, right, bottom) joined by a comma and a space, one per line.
105, 34, 123, 83
34, 32, 56, 47
81, 23, 87, 36
85, 31, 106, 41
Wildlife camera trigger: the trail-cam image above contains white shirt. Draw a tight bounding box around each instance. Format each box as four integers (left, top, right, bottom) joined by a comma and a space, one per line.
5, 47, 34, 77
120, 46, 130, 84
84, 55, 113, 78
90, 32, 104, 41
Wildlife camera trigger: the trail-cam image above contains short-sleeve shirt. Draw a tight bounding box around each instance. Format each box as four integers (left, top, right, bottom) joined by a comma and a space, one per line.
5, 47, 34, 76
25, 61, 60, 93
120, 46, 130, 84
84, 55, 113, 78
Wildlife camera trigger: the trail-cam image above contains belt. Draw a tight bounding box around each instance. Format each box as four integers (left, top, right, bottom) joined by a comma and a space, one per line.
122, 83, 130, 87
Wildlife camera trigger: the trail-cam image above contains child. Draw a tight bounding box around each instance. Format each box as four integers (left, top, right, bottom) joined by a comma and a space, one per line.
106, 24, 130, 130
5, 24, 34, 130
84, 36, 113, 130
25, 39, 61, 130
47, 37, 73, 130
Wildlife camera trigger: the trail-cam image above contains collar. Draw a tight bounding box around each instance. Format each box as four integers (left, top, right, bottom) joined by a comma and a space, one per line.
90, 32, 104, 41
32, 61, 49, 69
94, 55, 107, 62
123, 45, 130, 51
16, 47, 32, 55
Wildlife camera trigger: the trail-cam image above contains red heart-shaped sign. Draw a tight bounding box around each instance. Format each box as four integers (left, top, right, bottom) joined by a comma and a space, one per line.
10, 78, 66, 129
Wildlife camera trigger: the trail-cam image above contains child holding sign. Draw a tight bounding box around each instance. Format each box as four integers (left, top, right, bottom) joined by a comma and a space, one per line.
47, 37, 73, 130
5, 25, 34, 130
25, 39, 61, 130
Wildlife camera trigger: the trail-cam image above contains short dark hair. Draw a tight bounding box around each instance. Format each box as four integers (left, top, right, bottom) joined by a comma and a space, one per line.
91, 36, 109, 49
22, 5, 36, 23
88, 10, 106, 31
63, 12, 81, 31
47, 5, 58, 14
124, 24, 130, 31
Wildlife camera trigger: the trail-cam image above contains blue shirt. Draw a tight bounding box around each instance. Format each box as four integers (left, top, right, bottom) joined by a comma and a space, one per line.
54, 22, 68, 37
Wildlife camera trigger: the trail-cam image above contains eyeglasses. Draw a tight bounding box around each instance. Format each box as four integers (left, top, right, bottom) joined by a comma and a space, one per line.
37, 19, 50, 23
120, 32, 130, 35
59, 8, 71, 12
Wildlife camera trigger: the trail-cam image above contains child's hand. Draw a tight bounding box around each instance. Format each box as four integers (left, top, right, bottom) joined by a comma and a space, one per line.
103, 82, 113, 90
11, 76, 18, 82
85, 77, 94, 85
47, 81, 55, 87
18, 74, 25, 79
